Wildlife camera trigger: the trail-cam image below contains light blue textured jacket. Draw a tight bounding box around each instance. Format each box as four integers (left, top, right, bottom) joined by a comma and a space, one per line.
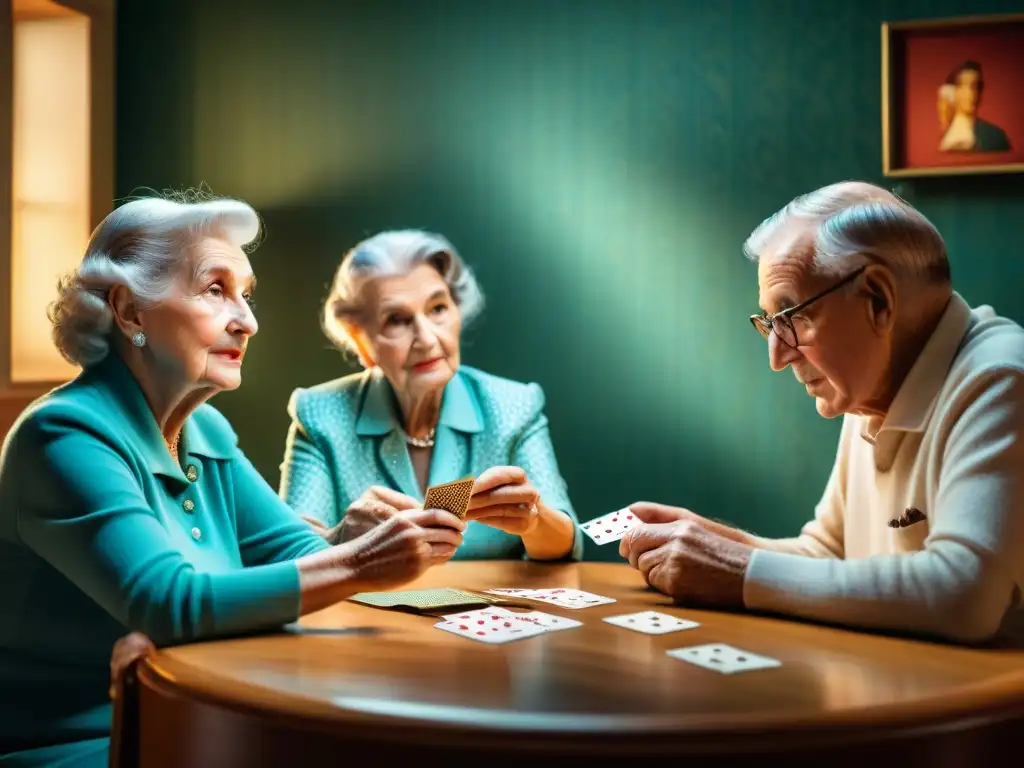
280, 366, 583, 560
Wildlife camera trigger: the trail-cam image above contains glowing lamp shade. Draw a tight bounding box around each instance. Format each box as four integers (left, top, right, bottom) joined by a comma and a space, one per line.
11, 9, 90, 382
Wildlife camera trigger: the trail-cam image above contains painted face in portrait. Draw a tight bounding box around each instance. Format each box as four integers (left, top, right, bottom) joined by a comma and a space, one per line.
954, 67, 981, 116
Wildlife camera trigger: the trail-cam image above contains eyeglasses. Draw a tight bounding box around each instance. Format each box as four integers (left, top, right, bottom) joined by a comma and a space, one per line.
749, 265, 866, 348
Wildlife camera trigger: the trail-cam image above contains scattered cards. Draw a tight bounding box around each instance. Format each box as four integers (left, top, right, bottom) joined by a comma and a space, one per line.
509, 611, 583, 633
435, 608, 547, 644
666, 643, 782, 675
603, 610, 700, 635
485, 589, 536, 602
423, 477, 476, 520
580, 508, 643, 545
529, 588, 616, 609
434, 607, 580, 644
483, 587, 616, 610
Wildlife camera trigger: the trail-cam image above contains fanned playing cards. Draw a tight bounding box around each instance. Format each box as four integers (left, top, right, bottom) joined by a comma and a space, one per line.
423, 476, 476, 520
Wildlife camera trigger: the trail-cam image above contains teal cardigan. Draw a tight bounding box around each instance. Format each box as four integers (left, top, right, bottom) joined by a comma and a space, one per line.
0, 353, 328, 764
280, 366, 583, 561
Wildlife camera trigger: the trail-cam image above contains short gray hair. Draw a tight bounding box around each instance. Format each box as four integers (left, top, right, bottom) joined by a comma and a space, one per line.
48, 191, 261, 366
322, 229, 484, 353
743, 181, 950, 282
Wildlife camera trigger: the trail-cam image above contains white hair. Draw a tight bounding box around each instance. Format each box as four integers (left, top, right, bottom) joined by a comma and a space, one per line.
48, 191, 261, 366
322, 229, 485, 353
743, 181, 950, 282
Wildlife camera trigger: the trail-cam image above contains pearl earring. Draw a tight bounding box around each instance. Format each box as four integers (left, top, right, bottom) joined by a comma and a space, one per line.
132, 331, 147, 348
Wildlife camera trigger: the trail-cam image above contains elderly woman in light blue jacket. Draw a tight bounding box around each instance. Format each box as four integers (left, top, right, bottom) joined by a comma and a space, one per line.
280, 230, 583, 561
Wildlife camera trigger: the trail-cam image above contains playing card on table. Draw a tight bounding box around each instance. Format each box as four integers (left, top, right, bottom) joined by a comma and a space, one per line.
580, 508, 642, 545
603, 610, 700, 635
526, 588, 616, 609
423, 476, 476, 520
349, 587, 498, 613
666, 643, 782, 674
484, 588, 540, 598
434, 608, 548, 644
510, 610, 583, 633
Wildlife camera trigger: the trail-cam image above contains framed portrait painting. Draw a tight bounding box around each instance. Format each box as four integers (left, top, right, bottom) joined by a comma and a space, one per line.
882, 13, 1024, 177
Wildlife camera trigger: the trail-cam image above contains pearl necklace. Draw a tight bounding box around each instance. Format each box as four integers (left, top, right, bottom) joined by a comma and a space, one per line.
402, 428, 436, 449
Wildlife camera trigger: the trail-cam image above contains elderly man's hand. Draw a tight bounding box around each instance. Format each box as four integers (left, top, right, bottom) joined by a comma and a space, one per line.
619, 502, 757, 551
619, 502, 754, 608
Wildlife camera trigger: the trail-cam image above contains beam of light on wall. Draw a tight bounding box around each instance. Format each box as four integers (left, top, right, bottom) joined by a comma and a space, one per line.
11, 8, 89, 382
454, 129, 767, 465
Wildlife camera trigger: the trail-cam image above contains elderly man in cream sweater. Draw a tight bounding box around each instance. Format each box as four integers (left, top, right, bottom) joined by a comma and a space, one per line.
621, 180, 1024, 644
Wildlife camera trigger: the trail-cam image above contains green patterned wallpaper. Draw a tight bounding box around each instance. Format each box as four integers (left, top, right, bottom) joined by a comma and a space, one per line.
116, 0, 1024, 561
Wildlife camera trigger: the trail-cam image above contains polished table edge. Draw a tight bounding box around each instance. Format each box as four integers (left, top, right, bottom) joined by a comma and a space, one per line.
138, 561, 1024, 753
138, 653, 1024, 752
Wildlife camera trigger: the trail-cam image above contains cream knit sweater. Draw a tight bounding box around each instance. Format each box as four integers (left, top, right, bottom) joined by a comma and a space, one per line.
744, 293, 1024, 643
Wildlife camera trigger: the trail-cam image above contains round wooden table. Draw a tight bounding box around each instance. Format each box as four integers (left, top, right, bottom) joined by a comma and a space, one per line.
134, 562, 1024, 766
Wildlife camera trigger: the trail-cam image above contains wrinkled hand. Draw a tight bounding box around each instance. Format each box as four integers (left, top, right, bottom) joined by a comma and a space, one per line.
465, 466, 541, 536
309, 486, 420, 545
618, 502, 755, 550
342, 507, 466, 591
108, 632, 155, 700
301, 515, 331, 537
619, 502, 753, 608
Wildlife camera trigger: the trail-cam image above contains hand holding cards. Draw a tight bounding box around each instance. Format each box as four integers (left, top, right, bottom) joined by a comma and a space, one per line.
461, 466, 546, 536
333, 485, 421, 544
341, 507, 467, 589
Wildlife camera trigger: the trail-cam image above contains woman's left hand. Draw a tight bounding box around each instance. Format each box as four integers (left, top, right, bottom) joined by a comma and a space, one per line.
108, 632, 156, 700
465, 466, 542, 536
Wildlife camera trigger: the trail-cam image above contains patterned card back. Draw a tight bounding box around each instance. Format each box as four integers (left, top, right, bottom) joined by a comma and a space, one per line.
349, 587, 501, 613
423, 477, 475, 520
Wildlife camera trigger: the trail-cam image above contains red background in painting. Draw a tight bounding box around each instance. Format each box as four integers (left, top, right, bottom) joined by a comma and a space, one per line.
897, 22, 1024, 169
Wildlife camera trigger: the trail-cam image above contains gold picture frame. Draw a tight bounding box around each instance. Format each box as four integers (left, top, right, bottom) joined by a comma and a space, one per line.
882, 13, 1024, 178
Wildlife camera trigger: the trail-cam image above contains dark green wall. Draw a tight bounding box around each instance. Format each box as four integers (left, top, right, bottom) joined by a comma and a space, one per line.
116, 0, 1024, 561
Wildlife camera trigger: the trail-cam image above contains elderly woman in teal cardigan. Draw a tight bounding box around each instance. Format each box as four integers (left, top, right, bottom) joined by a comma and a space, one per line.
0, 197, 464, 766
280, 230, 582, 561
